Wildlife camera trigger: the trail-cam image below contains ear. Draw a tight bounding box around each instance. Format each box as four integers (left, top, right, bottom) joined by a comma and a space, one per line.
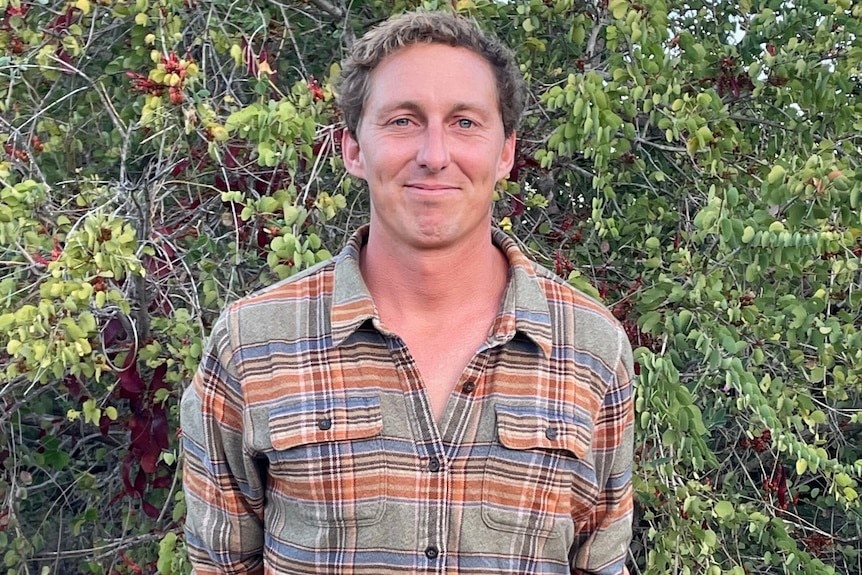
342, 128, 366, 180
495, 131, 517, 182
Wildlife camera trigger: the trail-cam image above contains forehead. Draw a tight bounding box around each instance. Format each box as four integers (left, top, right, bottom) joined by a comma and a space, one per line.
363, 43, 500, 114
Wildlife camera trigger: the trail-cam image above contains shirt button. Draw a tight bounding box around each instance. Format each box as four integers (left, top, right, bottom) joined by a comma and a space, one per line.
545, 426, 558, 440
317, 418, 332, 431
428, 458, 441, 472
424, 545, 439, 559
462, 381, 476, 394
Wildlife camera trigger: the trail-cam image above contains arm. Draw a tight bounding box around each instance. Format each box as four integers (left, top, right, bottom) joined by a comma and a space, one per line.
181, 314, 266, 574
571, 328, 635, 575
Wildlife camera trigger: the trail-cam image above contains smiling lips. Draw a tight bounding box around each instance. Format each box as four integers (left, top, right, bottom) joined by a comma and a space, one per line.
406, 183, 460, 192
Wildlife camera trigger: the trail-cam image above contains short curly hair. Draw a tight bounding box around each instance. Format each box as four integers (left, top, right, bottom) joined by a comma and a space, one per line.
335, 11, 525, 138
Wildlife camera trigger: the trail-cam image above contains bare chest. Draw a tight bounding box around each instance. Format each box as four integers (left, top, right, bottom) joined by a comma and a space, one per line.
398, 321, 491, 422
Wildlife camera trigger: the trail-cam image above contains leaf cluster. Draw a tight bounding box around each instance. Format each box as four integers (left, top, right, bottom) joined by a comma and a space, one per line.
0, 0, 860, 573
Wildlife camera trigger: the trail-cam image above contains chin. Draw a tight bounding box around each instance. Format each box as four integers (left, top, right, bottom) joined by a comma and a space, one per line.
403, 229, 457, 250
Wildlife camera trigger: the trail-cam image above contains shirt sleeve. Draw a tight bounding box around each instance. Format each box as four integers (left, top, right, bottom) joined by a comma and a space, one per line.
181, 313, 266, 575
571, 327, 635, 575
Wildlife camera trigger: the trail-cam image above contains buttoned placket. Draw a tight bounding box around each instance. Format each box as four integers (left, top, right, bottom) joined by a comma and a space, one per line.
377, 334, 442, 571
386, 330, 509, 573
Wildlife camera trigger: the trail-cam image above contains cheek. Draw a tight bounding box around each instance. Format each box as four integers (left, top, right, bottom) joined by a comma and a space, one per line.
370, 153, 411, 181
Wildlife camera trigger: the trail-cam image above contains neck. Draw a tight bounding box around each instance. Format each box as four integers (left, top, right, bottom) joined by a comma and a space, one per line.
360, 225, 508, 321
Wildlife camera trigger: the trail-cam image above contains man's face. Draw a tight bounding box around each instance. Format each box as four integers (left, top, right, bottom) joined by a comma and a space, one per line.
342, 43, 516, 252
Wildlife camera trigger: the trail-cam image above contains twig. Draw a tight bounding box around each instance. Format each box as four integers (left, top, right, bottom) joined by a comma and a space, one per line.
635, 136, 687, 154
307, 0, 343, 19
31, 533, 164, 561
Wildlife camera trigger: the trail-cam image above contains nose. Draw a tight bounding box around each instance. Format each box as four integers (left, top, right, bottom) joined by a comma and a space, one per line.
416, 123, 450, 172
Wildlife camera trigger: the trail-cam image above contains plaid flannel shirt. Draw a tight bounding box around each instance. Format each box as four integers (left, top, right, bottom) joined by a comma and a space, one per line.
181, 225, 634, 574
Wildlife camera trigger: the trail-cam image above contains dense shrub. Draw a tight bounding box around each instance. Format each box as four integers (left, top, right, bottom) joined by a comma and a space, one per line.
0, 0, 860, 573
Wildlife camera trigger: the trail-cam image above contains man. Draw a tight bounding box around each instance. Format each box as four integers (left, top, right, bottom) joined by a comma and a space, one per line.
181, 10, 634, 574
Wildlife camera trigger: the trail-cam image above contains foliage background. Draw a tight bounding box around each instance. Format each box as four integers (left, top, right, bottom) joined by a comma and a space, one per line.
1, 0, 860, 573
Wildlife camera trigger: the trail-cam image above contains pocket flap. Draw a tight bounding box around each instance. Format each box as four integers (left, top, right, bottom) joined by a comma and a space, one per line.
269, 395, 383, 451
494, 403, 591, 459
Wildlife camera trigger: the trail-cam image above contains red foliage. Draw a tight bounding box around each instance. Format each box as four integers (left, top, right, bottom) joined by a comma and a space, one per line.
46, 7, 75, 33
115, 355, 174, 513
126, 71, 164, 96
308, 76, 324, 101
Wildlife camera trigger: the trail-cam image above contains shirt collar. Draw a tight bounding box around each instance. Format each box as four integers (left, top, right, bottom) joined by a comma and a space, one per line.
330, 226, 378, 346
330, 225, 553, 357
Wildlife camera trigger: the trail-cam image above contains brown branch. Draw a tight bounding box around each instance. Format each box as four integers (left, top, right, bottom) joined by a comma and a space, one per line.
307, 0, 343, 19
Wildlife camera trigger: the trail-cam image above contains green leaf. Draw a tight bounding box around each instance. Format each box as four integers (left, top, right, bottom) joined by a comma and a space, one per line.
567, 271, 601, 300
610, 0, 629, 20
713, 500, 735, 520
82, 399, 101, 426
639, 310, 662, 333
767, 165, 786, 184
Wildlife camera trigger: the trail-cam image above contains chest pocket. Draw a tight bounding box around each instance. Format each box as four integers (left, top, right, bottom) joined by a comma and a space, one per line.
268, 394, 386, 527
481, 404, 598, 539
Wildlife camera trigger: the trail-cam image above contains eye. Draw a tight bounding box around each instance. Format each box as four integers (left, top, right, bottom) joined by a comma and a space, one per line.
457, 118, 475, 129
391, 117, 411, 127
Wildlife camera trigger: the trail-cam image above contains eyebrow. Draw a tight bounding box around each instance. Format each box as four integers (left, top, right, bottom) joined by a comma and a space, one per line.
373, 101, 493, 120
374, 101, 422, 118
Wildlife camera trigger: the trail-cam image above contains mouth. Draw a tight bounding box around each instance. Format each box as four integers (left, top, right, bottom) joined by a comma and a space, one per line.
405, 183, 460, 192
